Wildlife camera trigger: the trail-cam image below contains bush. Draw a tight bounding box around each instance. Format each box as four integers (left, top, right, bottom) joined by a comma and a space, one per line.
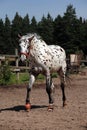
0, 60, 11, 85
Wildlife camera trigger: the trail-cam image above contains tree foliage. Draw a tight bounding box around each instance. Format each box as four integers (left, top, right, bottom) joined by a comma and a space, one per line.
38, 13, 54, 45
0, 4, 87, 55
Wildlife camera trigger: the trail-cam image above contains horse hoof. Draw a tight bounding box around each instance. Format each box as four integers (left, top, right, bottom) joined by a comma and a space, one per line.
47, 104, 54, 112
48, 108, 53, 112
25, 103, 31, 111
63, 102, 67, 107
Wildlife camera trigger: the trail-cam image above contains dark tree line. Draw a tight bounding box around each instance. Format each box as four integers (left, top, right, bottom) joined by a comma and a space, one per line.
0, 4, 87, 55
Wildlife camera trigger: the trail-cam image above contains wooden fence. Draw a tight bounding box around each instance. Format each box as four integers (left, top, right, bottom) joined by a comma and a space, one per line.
0, 50, 87, 81
0, 49, 29, 81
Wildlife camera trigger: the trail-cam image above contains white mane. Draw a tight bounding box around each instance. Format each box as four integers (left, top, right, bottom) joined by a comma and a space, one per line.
24, 33, 42, 40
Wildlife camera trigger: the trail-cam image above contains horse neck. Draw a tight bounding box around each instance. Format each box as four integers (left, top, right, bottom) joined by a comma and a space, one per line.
30, 37, 40, 48
30, 37, 47, 54
29, 37, 39, 52
34, 37, 47, 46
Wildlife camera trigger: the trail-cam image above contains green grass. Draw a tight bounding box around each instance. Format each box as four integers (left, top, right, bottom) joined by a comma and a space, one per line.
9, 72, 29, 85
7, 72, 58, 85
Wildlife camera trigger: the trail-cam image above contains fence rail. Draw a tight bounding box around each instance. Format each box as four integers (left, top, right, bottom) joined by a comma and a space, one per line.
0, 49, 29, 81
0, 50, 87, 81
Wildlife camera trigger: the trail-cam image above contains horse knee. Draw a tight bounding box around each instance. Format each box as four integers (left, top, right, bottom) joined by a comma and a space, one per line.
46, 78, 54, 104
46, 86, 51, 94
46, 76, 52, 92
60, 82, 66, 102
29, 74, 35, 88
60, 82, 65, 89
27, 87, 31, 92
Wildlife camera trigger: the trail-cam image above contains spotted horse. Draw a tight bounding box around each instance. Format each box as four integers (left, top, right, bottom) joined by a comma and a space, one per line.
19, 33, 67, 111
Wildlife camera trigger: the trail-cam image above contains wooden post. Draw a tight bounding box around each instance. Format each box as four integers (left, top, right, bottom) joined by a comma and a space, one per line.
0, 56, 5, 65
0, 59, 1, 66
15, 48, 19, 67
15, 48, 20, 82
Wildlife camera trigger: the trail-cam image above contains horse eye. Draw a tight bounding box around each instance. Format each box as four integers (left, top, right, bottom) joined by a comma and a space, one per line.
27, 45, 30, 49
23, 39, 25, 42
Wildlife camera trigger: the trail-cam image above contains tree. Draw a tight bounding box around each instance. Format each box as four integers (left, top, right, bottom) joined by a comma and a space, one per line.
54, 4, 83, 54
53, 15, 66, 46
3, 15, 13, 54
80, 20, 87, 55
0, 19, 4, 54
64, 4, 76, 20
22, 14, 30, 34
38, 13, 54, 45
30, 16, 37, 33
11, 12, 23, 52
0, 5, 87, 56
62, 4, 82, 53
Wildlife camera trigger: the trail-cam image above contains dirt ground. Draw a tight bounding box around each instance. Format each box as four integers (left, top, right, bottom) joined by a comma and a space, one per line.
0, 70, 87, 130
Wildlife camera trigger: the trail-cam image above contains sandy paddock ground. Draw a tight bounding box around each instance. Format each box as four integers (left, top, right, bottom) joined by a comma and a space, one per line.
0, 70, 87, 130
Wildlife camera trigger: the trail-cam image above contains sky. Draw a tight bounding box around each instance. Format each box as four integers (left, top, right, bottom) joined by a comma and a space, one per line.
0, 0, 87, 21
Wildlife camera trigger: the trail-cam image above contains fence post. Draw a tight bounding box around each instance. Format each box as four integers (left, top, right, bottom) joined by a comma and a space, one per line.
15, 48, 19, 67
15, 48, 20, 82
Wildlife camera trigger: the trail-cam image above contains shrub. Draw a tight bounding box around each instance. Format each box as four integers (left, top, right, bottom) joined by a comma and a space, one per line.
0, 60, 11, 85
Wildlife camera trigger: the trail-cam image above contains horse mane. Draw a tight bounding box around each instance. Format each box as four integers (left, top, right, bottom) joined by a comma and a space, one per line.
26, 33, 42, 40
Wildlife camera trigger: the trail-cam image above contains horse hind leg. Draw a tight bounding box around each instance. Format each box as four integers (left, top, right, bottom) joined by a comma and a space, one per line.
61, 82, 67, 107
46, 74, 55, 111
58, 68, 67, 107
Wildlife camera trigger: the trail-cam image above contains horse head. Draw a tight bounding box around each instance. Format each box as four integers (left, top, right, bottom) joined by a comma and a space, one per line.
18, 34, 34, 62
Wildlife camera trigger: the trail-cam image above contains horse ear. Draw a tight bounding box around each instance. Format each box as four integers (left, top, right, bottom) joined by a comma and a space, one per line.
28, 35, 34, 42
18, 34, 22, 38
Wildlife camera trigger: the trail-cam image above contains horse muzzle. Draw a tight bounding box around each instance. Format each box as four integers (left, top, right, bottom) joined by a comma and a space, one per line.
20, 52, 28, 62
20, 55, 26, 62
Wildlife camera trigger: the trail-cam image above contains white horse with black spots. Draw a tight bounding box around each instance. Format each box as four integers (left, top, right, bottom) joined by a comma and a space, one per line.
19, 33, 67, 111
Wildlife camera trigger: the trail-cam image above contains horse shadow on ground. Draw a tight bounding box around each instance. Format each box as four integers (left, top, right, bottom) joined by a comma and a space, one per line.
0, 105, 48, 112
80, 125, 87, 130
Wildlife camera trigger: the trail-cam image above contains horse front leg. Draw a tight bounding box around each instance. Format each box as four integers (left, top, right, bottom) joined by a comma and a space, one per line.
46, 74, 55, 111
25, 74, 35, 111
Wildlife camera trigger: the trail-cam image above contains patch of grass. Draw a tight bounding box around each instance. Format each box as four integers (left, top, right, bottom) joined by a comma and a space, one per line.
52, 73, 58, 78
37, 74, 45, 80
8, 72, 29, 85
6, 72, 58, 85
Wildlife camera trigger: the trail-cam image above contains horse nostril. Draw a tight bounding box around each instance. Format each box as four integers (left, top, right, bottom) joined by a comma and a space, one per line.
20, 55, 26, 62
